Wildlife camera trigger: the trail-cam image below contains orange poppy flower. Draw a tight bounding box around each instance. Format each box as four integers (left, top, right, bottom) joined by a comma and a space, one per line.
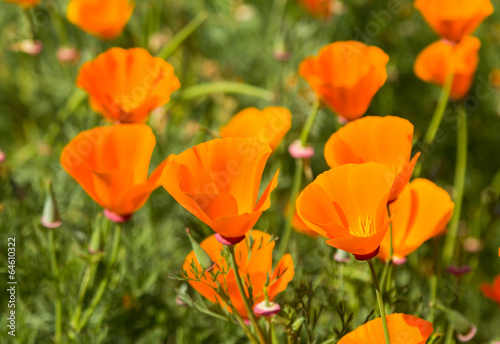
76, 48, 180, 124
378, 179, 454, 263
220, 107, 292, 152
162, 137, 279, 243
481, 275, 500, 305
324, 116, 420, 203
299, 41, 389, 121
60, 124, 169, 221
183, 230, 294, 318
296, 0, 335, 18
4, 0, 40, 8
414, 37, 481, 99
338, 313, 433, 344
296, 163, 395, 260
414, 0, 493, 43
67, 0, 135, 40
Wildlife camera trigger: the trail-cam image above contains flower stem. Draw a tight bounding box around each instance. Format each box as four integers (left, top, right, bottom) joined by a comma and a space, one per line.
228, 245, 268, 344
157, 11, 209, 60
277, 100, 319, 256
414, 72, 454, 177
180, 81, 274, 102
442, 105, 467, 265
48, 230, 62, 343
367, 259, 391, 344
76, 222, 122, 332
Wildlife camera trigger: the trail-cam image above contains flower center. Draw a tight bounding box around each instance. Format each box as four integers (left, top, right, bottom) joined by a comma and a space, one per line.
348, 216, 376, 238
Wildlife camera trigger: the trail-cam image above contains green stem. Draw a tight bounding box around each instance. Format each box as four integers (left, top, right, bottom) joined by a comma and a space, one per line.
180, 81, 274, 102
444, 323, 454, 344
442, 106, 467, 265
368, 259, 391, 344
157, 11, 209, 60
428, 274, 437, 323
414, 72, 454, 177
227, 301, 259, 344
228, 246, 268, 344
277, 100, 319, 256
76, 223, 122, 332
48, 230, 62, 343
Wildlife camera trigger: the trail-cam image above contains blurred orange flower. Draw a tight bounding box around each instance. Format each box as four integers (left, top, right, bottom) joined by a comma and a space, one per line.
297, 0, 335, 18
299, 41, 389, 121
4, 0, 40, 8
296, 163, 395, 260
414, 37, 481, 99
481, 275, 500, 305
324, 116, 419, 202
162, 137, 279, 243
60, 124, 169, 220
378, 179, 454, 263
77, 48, 180, 123
338, 313, 433, 344
220, 107, 292, 152
183, 230, 294, 318
67, 0, 135, 40
414, 0, 493, 43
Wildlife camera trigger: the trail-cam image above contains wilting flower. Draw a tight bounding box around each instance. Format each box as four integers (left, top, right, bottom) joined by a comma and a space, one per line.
378, 179, 454, 263
76, 47, 180, 123
67, 0, 135, 40
481, 275, 500, 305
296, 0, 335, 19
4, 0, 40, 8
338, 313, 433, 344
414, 37, 481, 99
60, 124, 169, 221
183, 230, 294, 318
299, 41, 389, 121
296, 163, 395, 260
162, 137, 279, 244
220, 107, 292, 152
324, 116, 419, 202
414, 0, 494, 43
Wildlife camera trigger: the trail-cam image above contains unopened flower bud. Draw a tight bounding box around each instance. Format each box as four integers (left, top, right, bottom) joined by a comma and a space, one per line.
253, 301, 281, 317
187, 228, 216, 271
41, 180, 62, 229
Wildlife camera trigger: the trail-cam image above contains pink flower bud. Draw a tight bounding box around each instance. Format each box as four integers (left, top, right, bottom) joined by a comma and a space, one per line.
10, 40, 43, 55
289, 140, 314, 159
253, 301, 281, 317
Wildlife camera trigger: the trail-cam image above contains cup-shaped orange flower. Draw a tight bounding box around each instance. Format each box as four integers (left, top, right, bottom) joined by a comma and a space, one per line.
481, 275, 500, 305
183, 230, 294, 318
378, 179, 454, 263
220, 107, 292, 152
296, 163, 395, 260
60, 124, 169, 221
324, 116, 419, 203
414, 0, 493, 43
76, 48, 180, 124
299, 41, 389, 121
338, 313, 433, 344
415, 37, 481, 99
4, 0, 40, 8
296, 0, 335, 19
162, 137, 279, 243
67, 0, 135, 40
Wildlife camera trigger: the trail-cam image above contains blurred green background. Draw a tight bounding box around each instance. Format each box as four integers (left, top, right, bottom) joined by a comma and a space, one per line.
0, 0, 500, 343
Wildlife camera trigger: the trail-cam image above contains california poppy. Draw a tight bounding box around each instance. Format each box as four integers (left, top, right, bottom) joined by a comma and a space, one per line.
378, 179, 454, 263
162, 137, 279, 243
67, 0, 135, 40
324, 116, 419, 202
414, 36, 481, 99
414, 0, 494, 43
220, 107, 292, 152
60, 124, 169, 221
299, 41, 389, 121
296, 163, 395, 260
296, 0, 335, 19
481, 275, 500, 305
338, 313, 433, 344
77, 47, 180, 123
4, 0, 40, 8
183, 230, 294, 318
